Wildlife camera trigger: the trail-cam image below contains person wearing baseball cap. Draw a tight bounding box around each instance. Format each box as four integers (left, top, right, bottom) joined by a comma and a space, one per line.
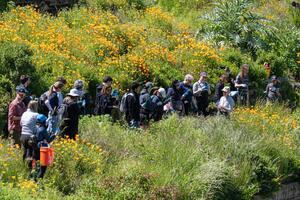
218, 86, 235, 116
8, 87, 27, 146
193, 72, 211, 116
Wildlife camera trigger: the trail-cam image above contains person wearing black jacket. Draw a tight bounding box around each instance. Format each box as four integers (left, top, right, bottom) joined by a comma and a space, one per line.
94, 76, 113, 115
97, 85, 113, 115
60, 91, 81, 140
125, 82, 142, 128
213, 74, 226, 102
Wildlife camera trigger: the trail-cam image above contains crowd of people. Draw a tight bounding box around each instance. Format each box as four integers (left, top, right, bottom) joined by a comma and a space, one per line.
5, 63, 281, 180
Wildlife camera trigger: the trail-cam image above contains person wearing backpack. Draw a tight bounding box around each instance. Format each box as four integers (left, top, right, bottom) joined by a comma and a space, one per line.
166, 80, 187, 116
39, 81, 64, 116
193, 72, 211, 117
150, 88, 167, 121
180, 74, 194, 116
8, 87, 27, 146
124, 82, 141, 128
70, 79, 90, 115
20, 100, 39, 169
94, 76, 113, 115
139, 82, 154, 127
97, 85, 114, 115
60, 90, 81, 140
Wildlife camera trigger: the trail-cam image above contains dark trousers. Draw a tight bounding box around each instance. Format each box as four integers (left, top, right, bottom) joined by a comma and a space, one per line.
20, 134, 35, 169
183, 102, 191, 116
196, 94, 209, 117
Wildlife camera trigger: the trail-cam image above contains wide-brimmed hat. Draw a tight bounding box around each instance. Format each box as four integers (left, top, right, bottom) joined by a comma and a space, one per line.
67, 90, 80, 97
222, 86, 230, 93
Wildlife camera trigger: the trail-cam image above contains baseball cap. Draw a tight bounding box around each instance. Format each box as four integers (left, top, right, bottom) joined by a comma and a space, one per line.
200, 72, 208, 77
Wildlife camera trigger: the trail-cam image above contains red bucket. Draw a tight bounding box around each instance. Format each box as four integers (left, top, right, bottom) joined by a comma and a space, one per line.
40, 146, 55, 166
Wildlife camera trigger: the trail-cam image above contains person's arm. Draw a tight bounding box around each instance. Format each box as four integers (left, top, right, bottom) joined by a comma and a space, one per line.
8, 103, 21, 121
234, 75, 246, 88
208, 84, 211, 95
180, 83, 190, 99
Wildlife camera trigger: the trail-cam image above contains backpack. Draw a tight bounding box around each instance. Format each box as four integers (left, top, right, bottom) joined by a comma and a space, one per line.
119, 92, 134, 113
38, 92, 49, 116
142, 95, 156, 111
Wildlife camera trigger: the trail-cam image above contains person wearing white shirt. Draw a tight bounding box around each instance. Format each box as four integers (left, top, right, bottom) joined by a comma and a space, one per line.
218, 86, 235, 116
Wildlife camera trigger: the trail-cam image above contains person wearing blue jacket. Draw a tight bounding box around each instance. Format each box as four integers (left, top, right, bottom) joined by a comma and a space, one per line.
180, 74, 194, 115
33, 114, 55, 179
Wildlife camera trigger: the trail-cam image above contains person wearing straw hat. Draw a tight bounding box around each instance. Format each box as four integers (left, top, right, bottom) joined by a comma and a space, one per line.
59, 90, 81, 140
218, 86, 235, 116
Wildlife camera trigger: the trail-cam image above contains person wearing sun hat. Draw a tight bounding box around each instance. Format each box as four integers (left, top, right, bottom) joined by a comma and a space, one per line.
60, 90, 81, 140
193, 72, 211, 116
218, 86, 235, 115
8, 87, 27, 146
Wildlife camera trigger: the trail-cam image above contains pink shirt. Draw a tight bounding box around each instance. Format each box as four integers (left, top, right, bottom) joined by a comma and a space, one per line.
8, 98, 26, 132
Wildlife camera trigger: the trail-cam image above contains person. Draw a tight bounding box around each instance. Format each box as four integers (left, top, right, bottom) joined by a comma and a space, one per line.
17, 75, 32, 107
97, 85, 113, 115
94, 76, 113, 115
150, 88, 167, 121
193, 72, 211, 116
265, 75, 281, 103
8, 87, 27, 146
264, 62, 271, 78
213, 74, 226, 103
34, 114, 55, 179
125, 82, 141, 128
218, 86, 235, 116
180, 74, 194, 115
60, 90, 81, 140
20, 100, 39, 169
165, 80, 187, 116
139, 82, 154, 127
40, 81, 64, 116
235, 64, 250, 106
70, 79, 90, 115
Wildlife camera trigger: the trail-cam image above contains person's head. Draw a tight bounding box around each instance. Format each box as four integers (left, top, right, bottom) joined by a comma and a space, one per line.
222, 86, 230, 97
184, 74, 194, 85
144, 82, 153, 93
172, 80, 180, 90
103, 76, 113, 87
264, 62, 270, 68
36, 114, 47, 126
51, 81, 64, 93
157, 88, 166, 99
271, 75, 277, 83
199, 72, 208, 82
241, 64, 249, 76
56, 77, 67, 85
20, 75, 30, 87
101, 85, 112, 96
27, 100, 38, 112
219, 74, 227, 83
16, 86, 26, 100
130, 82, 142, 93
74, 79, 84, 90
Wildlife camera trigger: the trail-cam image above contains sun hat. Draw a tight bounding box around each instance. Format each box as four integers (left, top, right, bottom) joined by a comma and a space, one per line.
16, 86, 26, 94
222, 86, 230, 93
271, 75, 277, 81
67, 90, 80, 97
158, 88, 166, 99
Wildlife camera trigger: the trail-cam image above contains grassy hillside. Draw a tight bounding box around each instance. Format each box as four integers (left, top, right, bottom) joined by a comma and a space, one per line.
1, 105, 300, 199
